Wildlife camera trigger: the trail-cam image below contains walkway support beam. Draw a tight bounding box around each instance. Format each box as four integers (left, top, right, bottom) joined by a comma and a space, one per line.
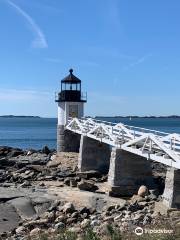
78, 135, 111, 173
108, 148, 155, 196
163, 167, 180, 208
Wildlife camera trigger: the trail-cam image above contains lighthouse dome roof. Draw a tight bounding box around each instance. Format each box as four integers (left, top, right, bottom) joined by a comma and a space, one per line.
61, 69, 81, 83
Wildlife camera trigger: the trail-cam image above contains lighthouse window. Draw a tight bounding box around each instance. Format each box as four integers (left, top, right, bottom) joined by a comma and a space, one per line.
69, 105, 78, 118
71, 84, 77, 90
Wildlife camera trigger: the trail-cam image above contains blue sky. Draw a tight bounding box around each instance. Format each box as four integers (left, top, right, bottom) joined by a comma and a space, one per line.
0, 0, 180, 117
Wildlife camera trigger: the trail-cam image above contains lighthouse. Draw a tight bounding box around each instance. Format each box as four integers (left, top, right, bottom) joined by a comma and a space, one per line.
55, 69, 87, 152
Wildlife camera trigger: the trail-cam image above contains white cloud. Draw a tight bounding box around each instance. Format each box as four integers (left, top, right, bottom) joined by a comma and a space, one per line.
7, 0, 48, 48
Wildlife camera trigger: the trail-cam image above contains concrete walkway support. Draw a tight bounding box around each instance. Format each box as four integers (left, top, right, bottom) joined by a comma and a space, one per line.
78, 135, 111, 173
108, 147, 155, 196
57, 125, 80, 152
163, 167, 180, 209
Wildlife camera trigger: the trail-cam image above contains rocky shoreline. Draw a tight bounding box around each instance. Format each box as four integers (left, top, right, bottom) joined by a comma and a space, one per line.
0, 146, 179, 239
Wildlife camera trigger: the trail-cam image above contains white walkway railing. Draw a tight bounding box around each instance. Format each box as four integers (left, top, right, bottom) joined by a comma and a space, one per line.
66, 117, 180, 169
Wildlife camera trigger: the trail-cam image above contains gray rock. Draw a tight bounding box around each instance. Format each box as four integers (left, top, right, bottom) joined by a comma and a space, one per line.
42, 146, 51, 155
48, 200, 61, 211
19, 180, 31, 188
55, 222, 65, 230
55, 215, 66, 223
70, 179, 77, 187
64, 177, 71, 186
143, 215, 152, 225
91, 220, 101, 227
10, 153, 50, 166
104, 216, 114, 222
0, 203, 20, 233
32, 197, 53, 215
79, 207, 91, 215
0, 187, 25, 201
63, 202, 75, 214
71, 211, 79, 219
68, 226, 81, 234
30, 227, 41, 236
8, 197, 36, 220
133, 213, 144, 222
127, 202, 143, 212
77, 180, 98, 192
114, 214, 123, 221
46, 211, 56, 222
66, 217, 77, 224
7, 149, 24, 158
16, 226, 26, 235
81, 219, 90, 228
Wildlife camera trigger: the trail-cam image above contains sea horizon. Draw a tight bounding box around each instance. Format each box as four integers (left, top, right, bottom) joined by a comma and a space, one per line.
2, 115, 180, 119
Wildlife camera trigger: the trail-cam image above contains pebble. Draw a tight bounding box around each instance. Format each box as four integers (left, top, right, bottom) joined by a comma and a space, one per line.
81, 219, 90, 228
30, 227, 41, 236
54, 222, 65, 230
91, 220, 101, 227
16, 226, 26, 235
114, 215, 122, 221
55, 215, 66, 223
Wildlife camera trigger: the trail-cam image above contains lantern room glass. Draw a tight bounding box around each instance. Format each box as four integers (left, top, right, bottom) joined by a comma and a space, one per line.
61, 82, 81, 91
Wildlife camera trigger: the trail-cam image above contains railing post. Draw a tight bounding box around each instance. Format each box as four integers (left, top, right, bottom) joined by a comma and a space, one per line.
170, 138, 173, 150
150, 139, 152, 152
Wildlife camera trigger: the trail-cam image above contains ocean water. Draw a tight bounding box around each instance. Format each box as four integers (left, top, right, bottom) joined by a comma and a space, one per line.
0, 118, 57, 150
1, 117, 180, 150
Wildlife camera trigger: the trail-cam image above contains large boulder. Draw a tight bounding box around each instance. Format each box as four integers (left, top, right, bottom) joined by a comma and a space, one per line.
81, 219, 90, 228
30, 228, 41, 237
0, 146, 23, 158
42, 146, 51, 155
8, 197, 36, 220
137, 185, 149, 197
10, 153, 50, 165
77, 180, 98, 192
0, 203, 20, 233
15, 226, 26, 235
7, 149, 24, 158
62, 202, 75, 214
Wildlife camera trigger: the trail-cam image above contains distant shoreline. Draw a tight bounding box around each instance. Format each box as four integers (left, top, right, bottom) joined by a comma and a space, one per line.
95, 115, 180, 119
0, 115, 180, 119
0, 115, 41, 118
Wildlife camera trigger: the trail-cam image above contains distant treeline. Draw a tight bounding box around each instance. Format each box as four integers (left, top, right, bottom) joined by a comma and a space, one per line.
95, 115, 180, 119
0, 115, 41, 118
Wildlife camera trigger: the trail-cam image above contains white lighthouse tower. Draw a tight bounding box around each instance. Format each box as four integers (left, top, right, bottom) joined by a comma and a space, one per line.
55, 69, 87, 152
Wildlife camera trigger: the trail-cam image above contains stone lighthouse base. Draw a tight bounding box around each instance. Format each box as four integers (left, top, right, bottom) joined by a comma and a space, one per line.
57, 125, 81, 152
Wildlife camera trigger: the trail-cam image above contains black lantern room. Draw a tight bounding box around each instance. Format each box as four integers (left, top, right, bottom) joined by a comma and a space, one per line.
55, 69, 87, 102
